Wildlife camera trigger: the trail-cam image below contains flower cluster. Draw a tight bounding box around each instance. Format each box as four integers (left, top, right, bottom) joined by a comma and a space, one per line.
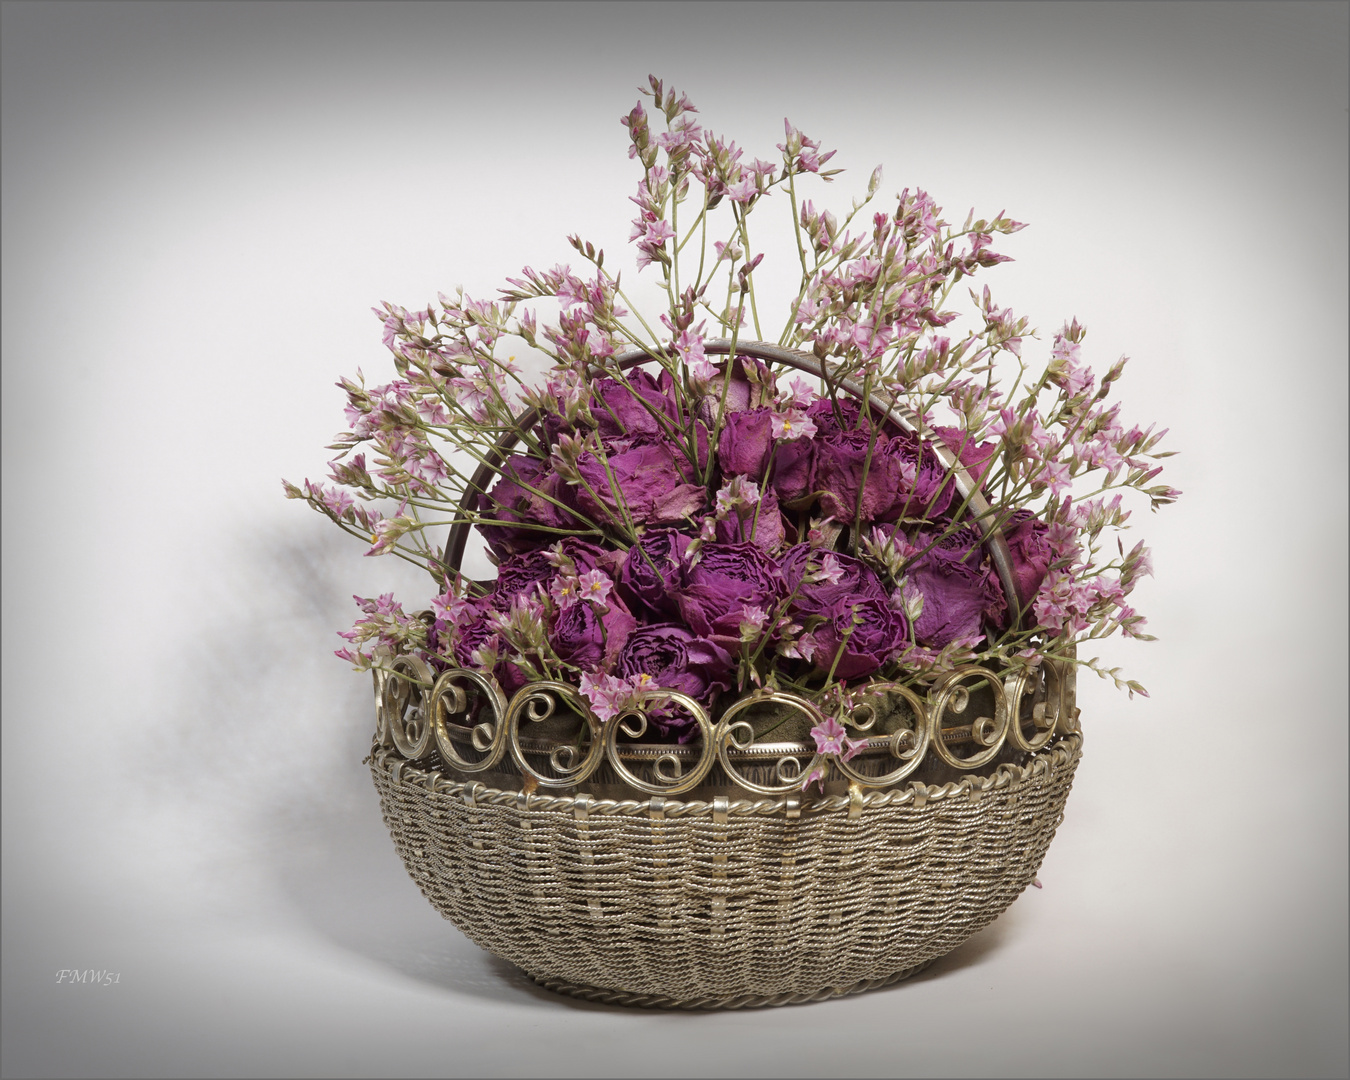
287, 76, 1175, 761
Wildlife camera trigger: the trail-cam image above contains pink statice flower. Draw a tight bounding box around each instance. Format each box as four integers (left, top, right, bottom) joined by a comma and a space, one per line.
771, 409, 818, 441
802, 764, 828, 794
713, 239, 743, 264
817, 552, 845, 586
809, 716, 867, 762
578, 671, 643, 723
549, 575, 581, 609
577, 569, 615, 607
738, 604, 769, 642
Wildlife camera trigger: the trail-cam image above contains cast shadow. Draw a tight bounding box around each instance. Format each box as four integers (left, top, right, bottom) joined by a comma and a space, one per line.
182, 520, 1021, 1013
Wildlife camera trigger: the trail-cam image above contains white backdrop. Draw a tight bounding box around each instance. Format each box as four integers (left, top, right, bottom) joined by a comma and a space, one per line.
3, 3, 1346, 1077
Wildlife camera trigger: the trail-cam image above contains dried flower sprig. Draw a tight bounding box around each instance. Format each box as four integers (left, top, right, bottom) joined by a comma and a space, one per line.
286, 75, 1176, 723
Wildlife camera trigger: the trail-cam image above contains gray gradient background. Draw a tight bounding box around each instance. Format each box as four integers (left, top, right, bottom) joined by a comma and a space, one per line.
2, 2, 1347, 1077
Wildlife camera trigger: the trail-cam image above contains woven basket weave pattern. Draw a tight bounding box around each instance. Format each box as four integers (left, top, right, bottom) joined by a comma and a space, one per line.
371, 733, 1080, 1005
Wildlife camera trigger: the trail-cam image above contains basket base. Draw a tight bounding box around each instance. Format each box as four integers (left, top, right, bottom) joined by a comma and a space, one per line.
528, 957, 938, 1010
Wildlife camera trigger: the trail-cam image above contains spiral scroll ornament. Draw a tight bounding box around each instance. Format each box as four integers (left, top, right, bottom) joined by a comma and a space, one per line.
373, 646, 1078, 799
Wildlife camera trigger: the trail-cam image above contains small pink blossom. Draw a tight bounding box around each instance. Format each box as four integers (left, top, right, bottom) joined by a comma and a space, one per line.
577, 569, 615, 607
771, 409, 818, 441
817, 552, 844, 585
550, 575, 582, 609
713, 239, 743, 263
578, 671, 641, 723
809, 717, 867, 762
726, 176, 757, 203
778, 629, 818, 661
738, 604, 769, 641
802, 765, 827, 793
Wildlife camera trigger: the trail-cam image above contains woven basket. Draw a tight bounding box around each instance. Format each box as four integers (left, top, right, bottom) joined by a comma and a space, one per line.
368, 340, 1084, 1008
370, 731, 1079, 1008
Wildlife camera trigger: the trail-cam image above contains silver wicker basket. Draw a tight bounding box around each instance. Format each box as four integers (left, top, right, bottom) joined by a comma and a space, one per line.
369, 725, 1079, 1008
368, 340, 1084, 1008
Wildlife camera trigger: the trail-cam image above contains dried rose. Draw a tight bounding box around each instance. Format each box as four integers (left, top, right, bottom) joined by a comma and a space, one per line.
814, 430, 909, 523
694, 356, 776, 427
770, 433, 816, 504
613, 623, 735, 739
592, 370, 679, 442
779, 544, 888, 615
716, 407, 774, 481
549, 593, 637, 672
490, 540, 614, 609
934, 425, 999, 494
808, 595, 909, 681
475, 455, 582, 556
907, 527, 1002, 647
999, 509, 1053, 617
715, 486, 788, 554
676, 541, 785, 647
616, 528, 691, 619
574, 439, 707, 527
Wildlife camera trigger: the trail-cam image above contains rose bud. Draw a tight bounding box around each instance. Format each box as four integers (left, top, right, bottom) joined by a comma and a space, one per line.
676, 541, 785, 647
716, 407, 775, 481
616, 528, 691, 618
906, 527, 1002, 647
808, 595, 909, 682
613, 623, 735, 740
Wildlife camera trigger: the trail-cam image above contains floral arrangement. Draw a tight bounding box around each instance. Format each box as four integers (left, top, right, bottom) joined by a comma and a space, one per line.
286, 77, 1176, 772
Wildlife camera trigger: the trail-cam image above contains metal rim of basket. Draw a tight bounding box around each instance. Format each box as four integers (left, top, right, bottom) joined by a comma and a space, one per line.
369, 728, 1082, 819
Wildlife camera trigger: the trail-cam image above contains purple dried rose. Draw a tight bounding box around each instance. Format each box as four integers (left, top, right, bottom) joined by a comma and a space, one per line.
780, 544, 888, 616
451, 603, 499, 670
549, 594, 637, 672
476, 454, 582, 556
716, 407, 774, 481
490, 548, 561, 608
999, 509, 1053, 617
676, 541, 785, 646
613, 623, 735, 739
770, 433, 816, 504
574, 439, 707, 526
806, 396, 860, 438
814, 429, 909, 523
616, 528, 691, 618
891, 430, 955, 522
451, 603, 529, 694
592, 369, 678, 442
715, 486, 788, 554
489, 540, 614, 610
808, 595, 909, 682
906, 526, 1003, 647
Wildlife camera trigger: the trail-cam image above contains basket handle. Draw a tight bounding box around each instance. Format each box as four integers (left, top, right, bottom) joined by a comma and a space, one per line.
440, 340, 1022, 623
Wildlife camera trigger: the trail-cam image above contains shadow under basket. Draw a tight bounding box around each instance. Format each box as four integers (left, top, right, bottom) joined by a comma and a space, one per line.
367, 670, 1082, 1009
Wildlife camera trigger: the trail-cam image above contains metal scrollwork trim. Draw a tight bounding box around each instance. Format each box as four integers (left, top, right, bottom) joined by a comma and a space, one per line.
379, 653, 436, 760
926, 666, 1010, 771
832, 682, 934, 789
714, 690, 825, 796
372, 651, 1080, 793
606, 691, 718, 796
504, 680, 606, 789
430, 667, 509, 772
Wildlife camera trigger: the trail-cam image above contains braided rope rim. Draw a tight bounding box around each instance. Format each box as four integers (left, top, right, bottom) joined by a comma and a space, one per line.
369, 730, 1081, 816
530, 958, 937, 1010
